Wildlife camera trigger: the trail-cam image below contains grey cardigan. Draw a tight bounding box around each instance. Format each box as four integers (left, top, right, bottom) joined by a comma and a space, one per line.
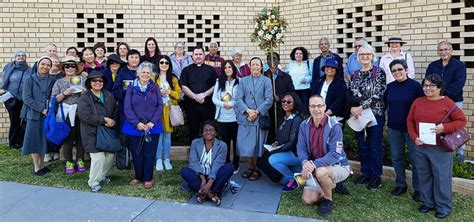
188, 138, 227, 180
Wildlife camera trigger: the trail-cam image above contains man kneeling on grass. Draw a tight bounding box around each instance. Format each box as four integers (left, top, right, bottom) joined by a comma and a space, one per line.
297, 95, 350, 216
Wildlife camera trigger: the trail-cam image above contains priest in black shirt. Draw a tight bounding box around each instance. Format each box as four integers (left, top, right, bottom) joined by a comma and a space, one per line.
180, 47, 218, 143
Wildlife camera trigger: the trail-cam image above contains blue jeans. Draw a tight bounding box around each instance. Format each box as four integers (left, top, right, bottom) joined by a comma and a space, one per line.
356, 114, 385, 180
455, 102, 464, 157
268, 151, 302, 185
156, 132, 171, 160
388, 128, 419, 191
414, 145, 454, 214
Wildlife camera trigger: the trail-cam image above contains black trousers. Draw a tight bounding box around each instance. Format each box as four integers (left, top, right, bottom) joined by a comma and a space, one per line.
217, 121, 239, 168
185, 102, 214, 143
4, 99, 25, 148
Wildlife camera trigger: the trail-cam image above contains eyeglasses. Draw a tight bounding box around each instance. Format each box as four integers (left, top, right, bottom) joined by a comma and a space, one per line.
354, 45, 362, 48
309, 104, 326, 109
422, 84, 437, 89
281, 100, 293, 104
91, 79, 104, 83
391, 68, 404, 73
64, 64, 77, 69
359, 53, 373, 57
159, 61, 170, 65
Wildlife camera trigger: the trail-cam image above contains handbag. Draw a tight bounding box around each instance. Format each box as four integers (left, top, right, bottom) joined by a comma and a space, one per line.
44, 96, 70, 145
96, 126, 123, 152
169, 104, 185, 126
259, 114, 271, 130
87, 93, 123, 152
439, 105, 470, 152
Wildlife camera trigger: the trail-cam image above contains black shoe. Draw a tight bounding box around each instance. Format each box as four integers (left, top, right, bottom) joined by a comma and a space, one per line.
335, 182, 350, 195
367, 179, 381, 190
354, 176, 371, 186
390, 186, 407, 196
412, 191, 421, 202
33, 168, 47, 176
418, 205, 434, 213
435, 211, 450, 219
317, 198, 333, 216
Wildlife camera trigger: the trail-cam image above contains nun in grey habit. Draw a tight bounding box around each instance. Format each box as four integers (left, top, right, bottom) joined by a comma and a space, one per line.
235, 57, 273, 181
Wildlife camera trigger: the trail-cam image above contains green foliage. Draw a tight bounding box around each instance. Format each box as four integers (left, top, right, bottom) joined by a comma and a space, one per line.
453, 159, 474, 180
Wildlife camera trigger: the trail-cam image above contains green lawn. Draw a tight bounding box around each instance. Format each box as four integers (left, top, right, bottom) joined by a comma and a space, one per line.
278, 179, 474, 221
1, 145, 473, 221
0, 145, 191, 202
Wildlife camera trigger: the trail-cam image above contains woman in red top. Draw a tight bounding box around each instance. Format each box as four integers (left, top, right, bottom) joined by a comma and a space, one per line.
407, 74, 466, 219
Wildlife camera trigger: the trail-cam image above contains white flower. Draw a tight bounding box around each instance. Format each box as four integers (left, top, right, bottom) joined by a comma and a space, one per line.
267, 11, 271, 16
254, 22, 259, 28
263, 25, 268, 30
270, 30, 275, 34
273, 26, 278, 31
265, 20, 270, 23
264, 34, 272, 40
276, 33, 283, 40
258, 30, 264, 37
271, 15, 275, 19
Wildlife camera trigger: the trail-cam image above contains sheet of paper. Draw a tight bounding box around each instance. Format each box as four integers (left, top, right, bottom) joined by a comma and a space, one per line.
264, 144, 283, 152
419, 122, 436, 145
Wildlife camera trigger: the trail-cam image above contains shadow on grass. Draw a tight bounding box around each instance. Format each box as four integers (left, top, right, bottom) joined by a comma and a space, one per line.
0, 146, 191, 202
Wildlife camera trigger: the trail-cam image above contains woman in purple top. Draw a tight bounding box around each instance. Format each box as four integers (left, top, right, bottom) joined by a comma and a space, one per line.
123, 62, 163, 189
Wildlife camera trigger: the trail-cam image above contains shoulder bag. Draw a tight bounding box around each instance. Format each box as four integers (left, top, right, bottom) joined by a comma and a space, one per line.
439, 105, 470, 152
44, 96, 70, 145
89, 93, 123, 153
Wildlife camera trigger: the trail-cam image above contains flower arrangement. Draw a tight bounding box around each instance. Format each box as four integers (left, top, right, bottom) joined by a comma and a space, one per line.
250, 7, 288, 54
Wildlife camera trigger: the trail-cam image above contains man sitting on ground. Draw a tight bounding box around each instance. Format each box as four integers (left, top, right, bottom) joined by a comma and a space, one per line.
297, 95, 351, 216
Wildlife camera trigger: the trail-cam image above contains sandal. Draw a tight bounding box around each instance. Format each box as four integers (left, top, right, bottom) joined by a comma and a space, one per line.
241, 169, 254, 178
196, 192, 206, 204
248, 170, 262, 181
211, 193, 222, 207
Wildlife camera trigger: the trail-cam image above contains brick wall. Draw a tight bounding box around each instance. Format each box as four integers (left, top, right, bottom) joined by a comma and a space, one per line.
0, 0, 472, 159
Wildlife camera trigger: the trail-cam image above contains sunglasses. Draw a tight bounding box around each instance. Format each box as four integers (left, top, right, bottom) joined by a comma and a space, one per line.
64, 64, 77, 69
159, 61, 170, 65
391, 68, 404, 73
281, 100, 293, 104
354, 45, 362, 48
91, 79, 104, 83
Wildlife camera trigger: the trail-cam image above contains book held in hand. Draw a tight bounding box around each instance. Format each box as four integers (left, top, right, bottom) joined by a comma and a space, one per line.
69, 76, 83, 93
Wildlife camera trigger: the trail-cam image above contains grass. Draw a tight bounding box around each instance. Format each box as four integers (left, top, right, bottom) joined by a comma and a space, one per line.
2, 145, 473, 221
278, 179, 474, 221
0, 145, 191, 202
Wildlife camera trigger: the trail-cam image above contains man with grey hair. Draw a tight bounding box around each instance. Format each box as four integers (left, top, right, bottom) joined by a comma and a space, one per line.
311, 37, 343, 92
44, 43, 58, 57
204, 41, 225, 76
426, 41, 467, 163
344, 37, 380, 80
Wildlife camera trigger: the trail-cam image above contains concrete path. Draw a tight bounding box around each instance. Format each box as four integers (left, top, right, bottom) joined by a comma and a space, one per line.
0, 181, 317, 222
187, 165, 283, 214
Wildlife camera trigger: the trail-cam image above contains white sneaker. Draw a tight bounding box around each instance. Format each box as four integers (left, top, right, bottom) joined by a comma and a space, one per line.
44, 153, 52, 162
155, 159, 163, 171
164, 159, 173, 170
